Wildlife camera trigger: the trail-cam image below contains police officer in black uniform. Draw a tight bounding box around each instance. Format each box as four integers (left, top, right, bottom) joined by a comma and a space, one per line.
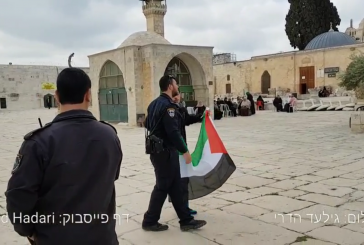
171, 92, 202, 215
142, 75, 206, 232
6, 68, 122, 245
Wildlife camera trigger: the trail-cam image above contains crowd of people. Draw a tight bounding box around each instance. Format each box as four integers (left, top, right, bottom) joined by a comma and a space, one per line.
213, 92, 299, 116
214, 92, 258, 117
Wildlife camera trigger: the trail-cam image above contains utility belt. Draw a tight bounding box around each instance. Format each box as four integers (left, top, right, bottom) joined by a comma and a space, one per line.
145, 134, 164, 154
145, 108, 168, 154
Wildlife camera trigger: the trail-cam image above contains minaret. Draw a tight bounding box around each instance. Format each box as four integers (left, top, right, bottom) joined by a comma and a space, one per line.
142, 0, 167, 37
350, 19, 353, 28
329, 22, 333, 32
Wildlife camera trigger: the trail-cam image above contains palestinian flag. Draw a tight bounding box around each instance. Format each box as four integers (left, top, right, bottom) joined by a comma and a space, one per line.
179, 109, 236, 200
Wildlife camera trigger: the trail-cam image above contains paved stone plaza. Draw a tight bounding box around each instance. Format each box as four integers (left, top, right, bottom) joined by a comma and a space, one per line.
1, 109, 364, 244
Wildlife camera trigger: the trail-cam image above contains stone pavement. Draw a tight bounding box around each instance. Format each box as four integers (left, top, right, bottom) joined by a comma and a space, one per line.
1, 109, 364, 245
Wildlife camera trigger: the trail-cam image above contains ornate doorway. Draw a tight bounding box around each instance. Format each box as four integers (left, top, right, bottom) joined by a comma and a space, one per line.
43, 94, 57, 108
98, 61, 128, 122
164, 57, 195, 106
299, 66, 315, 94
261, 71, 271, 94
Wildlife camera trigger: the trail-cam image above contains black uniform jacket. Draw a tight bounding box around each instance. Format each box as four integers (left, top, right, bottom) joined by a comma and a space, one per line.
5, 110, 122, 245
145, 93, 188, 153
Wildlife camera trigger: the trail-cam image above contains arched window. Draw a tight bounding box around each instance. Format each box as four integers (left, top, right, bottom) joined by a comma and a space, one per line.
164, 58, 191, 86
99, 61, 124, 88
98, 61, 128, 122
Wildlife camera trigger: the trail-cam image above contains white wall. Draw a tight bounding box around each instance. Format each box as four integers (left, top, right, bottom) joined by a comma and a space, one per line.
0, 64, 89, 110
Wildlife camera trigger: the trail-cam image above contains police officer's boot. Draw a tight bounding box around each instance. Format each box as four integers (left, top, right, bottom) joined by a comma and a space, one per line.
142, 222, 169, 232
180, 219, 207, 231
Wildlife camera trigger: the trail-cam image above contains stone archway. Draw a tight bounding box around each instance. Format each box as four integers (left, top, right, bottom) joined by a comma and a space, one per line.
98, 60, 128, 122
261, 71, 271, 94
164, 53, 207, 107
43, 94, 57, 108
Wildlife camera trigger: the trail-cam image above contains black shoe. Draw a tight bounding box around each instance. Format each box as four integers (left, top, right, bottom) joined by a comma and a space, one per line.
142, 223, 169, 232
180, 220, 207, 231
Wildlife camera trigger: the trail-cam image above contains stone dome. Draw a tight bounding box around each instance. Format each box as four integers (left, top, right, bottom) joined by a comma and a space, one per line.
305, 29, 358, 50
118, 31, 170, 48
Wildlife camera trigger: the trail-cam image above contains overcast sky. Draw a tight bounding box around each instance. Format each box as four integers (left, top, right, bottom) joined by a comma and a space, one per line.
0, 0, 362, 67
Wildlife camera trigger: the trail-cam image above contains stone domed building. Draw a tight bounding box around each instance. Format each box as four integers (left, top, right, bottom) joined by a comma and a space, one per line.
118, 31, 171, 48
213, 23, 364, 98
305, 25, 358, 50
88, 0, 214, 125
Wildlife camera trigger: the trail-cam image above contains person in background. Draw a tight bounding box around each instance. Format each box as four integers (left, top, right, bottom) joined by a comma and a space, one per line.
180, 97, 186, 107
214, 102, 223, 120
289, 94, 297, 112
238, 96, 251, 116
226, 99, 237, 117
194, 101, 206, 115
172, 93, 202, 215
283, 95, 291, 112
284, 94, 297, 112
232, 99, 239, 115
256, 96, 265, 110
237, 97, 242, 105
246, 92, 255, 115
319, 87, 329, 97
273, 95, 283, 112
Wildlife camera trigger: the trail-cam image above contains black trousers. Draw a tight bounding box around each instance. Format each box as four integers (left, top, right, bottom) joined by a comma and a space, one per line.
167, 177, 189, 203
274, 104, 283, 112
284, 103, 293, 113
229, 107, 237, 117
181, 177, 189, 205
143, 150, 193, 226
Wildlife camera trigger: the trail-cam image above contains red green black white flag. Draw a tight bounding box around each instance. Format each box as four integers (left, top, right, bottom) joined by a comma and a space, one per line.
179, 109, 236, 200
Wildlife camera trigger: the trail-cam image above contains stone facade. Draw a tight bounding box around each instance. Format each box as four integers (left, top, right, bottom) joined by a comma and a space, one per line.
88, 44, 214, 126
0, 64, 89, 110
213, 43, 364, 97
88, 0, 214, 126
213, 53, 236, 65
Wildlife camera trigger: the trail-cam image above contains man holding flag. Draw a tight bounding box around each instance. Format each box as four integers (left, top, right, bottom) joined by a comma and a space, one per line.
142, 75, 207, 232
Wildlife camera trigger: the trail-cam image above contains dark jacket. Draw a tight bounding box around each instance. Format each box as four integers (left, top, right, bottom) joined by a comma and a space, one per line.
145, 93, 188, 153
273, 97, 282, 106
6, 110, 122, 245
247, 93, 256, 115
